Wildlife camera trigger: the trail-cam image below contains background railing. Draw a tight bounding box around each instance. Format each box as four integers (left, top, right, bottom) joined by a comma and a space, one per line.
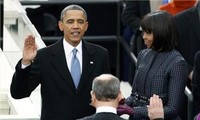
1, 0, 45, 119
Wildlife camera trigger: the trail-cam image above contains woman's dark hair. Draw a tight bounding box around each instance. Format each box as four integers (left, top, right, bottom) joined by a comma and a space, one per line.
141, 10, 177, 52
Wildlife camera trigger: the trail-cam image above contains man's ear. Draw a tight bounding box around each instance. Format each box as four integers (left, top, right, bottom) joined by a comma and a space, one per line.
91, 91, 96, 99
90, 91, 96, 107
117, 90, 124, 102
58, 21, 64, 31
90, 91, 93, 97
84, 21, 89, 32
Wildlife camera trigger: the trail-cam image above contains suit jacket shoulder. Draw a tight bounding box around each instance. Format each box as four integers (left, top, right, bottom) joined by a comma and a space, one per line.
78, 112, 126, 120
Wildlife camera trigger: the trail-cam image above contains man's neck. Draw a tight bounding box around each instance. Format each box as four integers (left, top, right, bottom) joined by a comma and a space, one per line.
95, 101, 118, 108
96, 106, 117, 114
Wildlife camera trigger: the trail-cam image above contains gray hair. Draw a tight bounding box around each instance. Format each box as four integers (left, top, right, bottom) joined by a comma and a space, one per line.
60, 4, 87, 21
92, 74, 120, 101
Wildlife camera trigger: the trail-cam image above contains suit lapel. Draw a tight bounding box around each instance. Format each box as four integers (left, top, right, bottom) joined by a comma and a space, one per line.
77, 41, 95, 92
50, 40, 76, 91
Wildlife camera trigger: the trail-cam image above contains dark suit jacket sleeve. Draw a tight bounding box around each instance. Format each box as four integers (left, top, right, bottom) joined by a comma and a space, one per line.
174, 14, 194, 75
174, 5, 200, 76
10, 58, 40, 99
192, 51, 200, 115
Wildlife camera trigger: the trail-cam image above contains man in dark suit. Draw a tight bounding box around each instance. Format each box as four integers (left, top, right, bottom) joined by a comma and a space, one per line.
78, 74, 164, 120
192, 50, 200, 115
174, 2, 200, 119
78, 74, 126, 120
10, 4, 110, 120
174, 1, 200, 82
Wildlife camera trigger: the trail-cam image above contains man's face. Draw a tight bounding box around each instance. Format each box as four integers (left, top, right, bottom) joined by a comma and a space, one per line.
59, 10, 88, 47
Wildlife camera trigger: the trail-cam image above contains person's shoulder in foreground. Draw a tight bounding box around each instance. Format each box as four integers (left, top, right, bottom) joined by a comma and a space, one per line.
77, 112, 126, 120
77, 74, 125, 120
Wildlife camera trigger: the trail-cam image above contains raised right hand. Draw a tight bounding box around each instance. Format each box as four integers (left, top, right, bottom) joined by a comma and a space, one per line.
22, 35, 37, 65
147, 94, 164, 120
